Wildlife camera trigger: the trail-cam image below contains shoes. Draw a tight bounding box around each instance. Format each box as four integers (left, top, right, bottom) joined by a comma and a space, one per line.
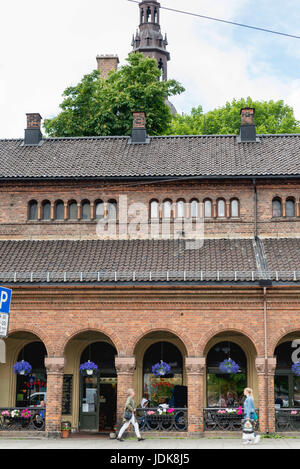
254, 435, 261, 445
138, 438, 146, 441
116, 437, 124, 442
243, 440, 250, 445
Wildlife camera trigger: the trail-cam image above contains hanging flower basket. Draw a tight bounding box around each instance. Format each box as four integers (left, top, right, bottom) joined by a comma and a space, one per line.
13, 360, 32, 376
152, 361, 171, 377
79, 361, 98, 376
219, 358, 240, 374
292, 362, 300, 376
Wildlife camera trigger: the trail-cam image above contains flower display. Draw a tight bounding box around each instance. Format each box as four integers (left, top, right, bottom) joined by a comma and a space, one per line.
1, 411, 10, 417
152, 361, 171, 377
12, 360, 32, 375
292, 362, 300, 376
217, 407, 243, 415
79, 361, 98, 376
21, 409, 31, 419
11, 410, 20, 418
218, 358, 240, 374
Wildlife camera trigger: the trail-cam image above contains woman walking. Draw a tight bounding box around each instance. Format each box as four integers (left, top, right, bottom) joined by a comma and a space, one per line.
117, 388, 145, 442
243, 388, 260, 445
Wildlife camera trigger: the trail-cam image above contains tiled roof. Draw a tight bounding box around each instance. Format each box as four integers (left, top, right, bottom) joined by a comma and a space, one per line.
0, 134, 300, 179
0, 238, 257, 283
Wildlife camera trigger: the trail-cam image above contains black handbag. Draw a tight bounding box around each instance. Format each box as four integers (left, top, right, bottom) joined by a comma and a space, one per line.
124, 411, 132, 421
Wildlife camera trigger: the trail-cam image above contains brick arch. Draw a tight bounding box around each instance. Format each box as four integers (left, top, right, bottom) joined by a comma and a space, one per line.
128, 327, 196, 357
58, 326, 122, 357
8, 327, 51, 356
269, 327, 300, 356
197, 324, 261, 357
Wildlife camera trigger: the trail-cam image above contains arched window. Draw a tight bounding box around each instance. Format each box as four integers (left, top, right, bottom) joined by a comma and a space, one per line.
204, 199, 212, 218
107, 199, 117, 220
146, 6, 151, 22
150, 200, 159, 219
154, 7, 158, 22
28, 200, 38, 220
176, 200, 185, 218
206, 341, 247, 408
231, 199, 239, 218
143, 342, 184, 407
82, 200, 90, 220
42, 200, 51, 221
68, 201, 78, 220
190, 199, 198, 218
95, 200, 104, 220
55, 200, 64, 220
217, 199, 225, 218
163, 200, 172, 218
140, 8, 144, 23
286, 198, 295, 217
275, 341, 300, 409
273, 198, 282, 217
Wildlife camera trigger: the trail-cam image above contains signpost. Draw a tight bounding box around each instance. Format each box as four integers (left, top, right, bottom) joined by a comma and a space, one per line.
0, 287, 12, 363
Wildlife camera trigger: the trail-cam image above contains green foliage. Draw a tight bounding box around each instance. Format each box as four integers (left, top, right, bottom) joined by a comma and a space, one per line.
44, 53, 185, 137
169, 98, 300, 136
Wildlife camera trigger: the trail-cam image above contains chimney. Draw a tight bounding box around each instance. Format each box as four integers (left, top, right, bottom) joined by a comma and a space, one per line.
24, 113, 43, 146
96, 55, 119, 79
130, 112, 149, 144
238, 108, 259, 143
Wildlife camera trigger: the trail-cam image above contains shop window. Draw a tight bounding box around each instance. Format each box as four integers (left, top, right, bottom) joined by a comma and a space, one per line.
275, 341, 300, 409
95, 200, 104, 220
82, 200, 91, 220
190, 199, 198, 218
28, 200, 38, 220
41, 201, 51, 221
272, 198, 282, 217
231, 199, 239, 217
150, 200, 159, 219
15, 342, 47, 408
143, 342, 184, 407
206, 341, 247, 408
68, 201, 78, 220
55, 200, 64, 220
107, 199, 117, 220
217, 199, 226, 218
204, 199, 212, 218
286, 199, 295, 217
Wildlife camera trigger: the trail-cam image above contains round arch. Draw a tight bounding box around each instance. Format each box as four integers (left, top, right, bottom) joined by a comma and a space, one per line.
59, 327, 121, 357
198, 325, 260, 357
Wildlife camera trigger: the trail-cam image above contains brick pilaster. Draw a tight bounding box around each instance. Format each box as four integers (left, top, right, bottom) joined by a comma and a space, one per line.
115, 357, 136, 425
45, 357, 65, 438
185, 357, 205, 434
255, 357, 277, 433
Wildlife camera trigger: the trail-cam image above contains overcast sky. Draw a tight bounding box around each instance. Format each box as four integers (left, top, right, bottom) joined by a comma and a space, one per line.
0, 0, 299, 138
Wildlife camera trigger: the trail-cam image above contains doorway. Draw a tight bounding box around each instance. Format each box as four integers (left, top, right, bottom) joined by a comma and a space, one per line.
79, 342, 117, 432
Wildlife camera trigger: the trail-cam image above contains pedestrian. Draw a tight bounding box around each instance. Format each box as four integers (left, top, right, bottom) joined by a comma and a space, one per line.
117, 388, 145, 442
243, 388, 260, 445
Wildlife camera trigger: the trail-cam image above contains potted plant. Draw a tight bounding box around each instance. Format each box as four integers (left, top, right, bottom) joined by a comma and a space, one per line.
13, 360, 32, 376
218, 358, 240, 374
61, 421, 71, 438
79, 361, 98, 376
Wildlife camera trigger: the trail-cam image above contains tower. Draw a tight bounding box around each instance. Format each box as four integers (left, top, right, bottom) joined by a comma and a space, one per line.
131, 1, 170, 80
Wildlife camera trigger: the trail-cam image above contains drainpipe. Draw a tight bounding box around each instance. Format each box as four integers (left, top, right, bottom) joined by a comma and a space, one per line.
263, 286, 269, 433
253, 178, 258, 240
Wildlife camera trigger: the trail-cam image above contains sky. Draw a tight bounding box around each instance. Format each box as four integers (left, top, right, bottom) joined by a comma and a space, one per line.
0, 0, 299, 138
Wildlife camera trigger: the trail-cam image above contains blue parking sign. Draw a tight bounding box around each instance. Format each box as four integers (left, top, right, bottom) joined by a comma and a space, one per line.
0, 287, 12, 338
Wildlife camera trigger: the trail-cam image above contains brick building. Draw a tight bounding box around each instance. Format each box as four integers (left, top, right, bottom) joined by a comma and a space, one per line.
0, 108, 299, 437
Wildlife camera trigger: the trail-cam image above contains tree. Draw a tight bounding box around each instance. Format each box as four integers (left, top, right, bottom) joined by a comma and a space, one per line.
44, 53, 185, 137
169, 98, 300, 135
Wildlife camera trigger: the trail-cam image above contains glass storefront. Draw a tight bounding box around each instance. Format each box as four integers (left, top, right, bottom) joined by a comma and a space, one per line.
275, 342, 300, 408
143, 342, 185, 407
206, 342, 247, 408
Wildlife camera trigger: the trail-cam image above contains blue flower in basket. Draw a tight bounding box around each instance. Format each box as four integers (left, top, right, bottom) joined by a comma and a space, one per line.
219, 359, 240, 374
292, 362, 300, 376
13, 360, 32, 376
79, 361, 98, 376
152, 361, 171, 377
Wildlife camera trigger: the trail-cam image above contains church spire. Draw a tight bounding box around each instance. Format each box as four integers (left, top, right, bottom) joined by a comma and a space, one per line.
132, 1, 170, 80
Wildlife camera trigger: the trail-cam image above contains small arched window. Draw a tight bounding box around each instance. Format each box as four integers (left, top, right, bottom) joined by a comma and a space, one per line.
231, 199, 239, 218
176, 200, 185, 218
154, 7, 158, 22
28, 200, 38, 220
140, 8, 144, 23
42, 200, 51, 221
82, 200, 90, 220
55, 201, 64, 220
146, 6, 151, 21
163, 200, 172, 219
190, 199, 198, 218
217, 199, 226, 218
150, 200, 159, 219
68, 201, 78, 220
107, 199, 117, 220
286, 198, 295, 217
204, 199, 212, 218
272, 198, 282, 217
95, 200, 104, 220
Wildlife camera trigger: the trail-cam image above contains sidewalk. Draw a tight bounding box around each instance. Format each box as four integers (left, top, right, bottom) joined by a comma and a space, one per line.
0, 437, 300, 449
